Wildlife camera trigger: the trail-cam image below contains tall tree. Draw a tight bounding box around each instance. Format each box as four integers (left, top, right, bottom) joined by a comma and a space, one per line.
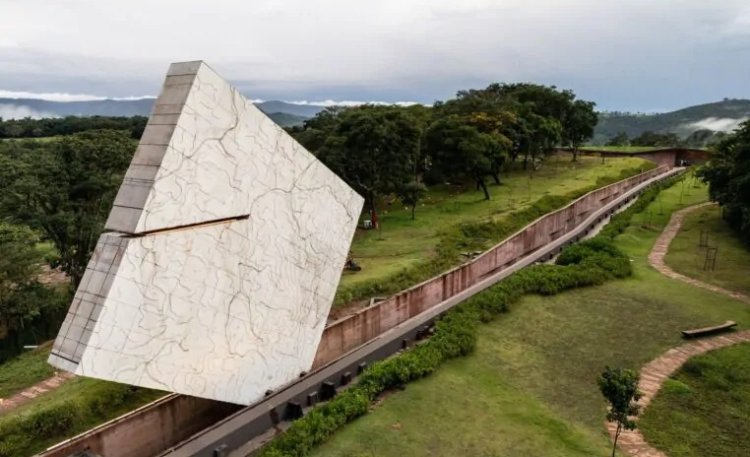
698, 120, 750, 244
426, 116, 507, 200
316, 106, 421, 227
598, 366, 642, 457
1, 130, 135, 287
564, 100, 598, 161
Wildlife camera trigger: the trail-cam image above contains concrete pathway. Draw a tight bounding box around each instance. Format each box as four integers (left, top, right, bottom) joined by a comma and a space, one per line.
0, 371, 74, 414
607, 201, 750, 456
648, 202, 750, 305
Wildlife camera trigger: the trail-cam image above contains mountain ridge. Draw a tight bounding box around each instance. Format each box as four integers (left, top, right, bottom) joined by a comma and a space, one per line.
1, 97, 749, 134
593, 98, 750, 144
0, 98, 323, 127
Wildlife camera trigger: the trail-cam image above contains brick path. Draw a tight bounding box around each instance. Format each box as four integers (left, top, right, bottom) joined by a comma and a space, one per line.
607, 201, 750, 456
648, 202, 750, 305
0, 371, 75, 414
606, 330, 750, 457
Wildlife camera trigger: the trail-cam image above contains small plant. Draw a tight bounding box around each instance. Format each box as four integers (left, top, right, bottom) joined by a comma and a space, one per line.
598, 366, 642, 457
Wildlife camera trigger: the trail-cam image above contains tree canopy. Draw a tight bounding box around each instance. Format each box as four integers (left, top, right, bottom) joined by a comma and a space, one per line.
1, 129, 136, 286
698, 120, 750, 244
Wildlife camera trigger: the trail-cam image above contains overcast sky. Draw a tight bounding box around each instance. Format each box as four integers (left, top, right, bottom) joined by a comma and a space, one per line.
1, 0, 749, 112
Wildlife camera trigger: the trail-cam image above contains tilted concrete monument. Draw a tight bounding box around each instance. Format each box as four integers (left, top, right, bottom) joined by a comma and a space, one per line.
48, 61, 363, 405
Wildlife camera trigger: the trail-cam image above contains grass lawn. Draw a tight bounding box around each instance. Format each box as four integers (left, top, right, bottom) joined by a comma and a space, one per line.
339, 155, 650, 298
580, 146, 667, 153
310, 175, 750, 457
0, 343, 55, 399
665, 203, 750, 296
639, 343, 750, 457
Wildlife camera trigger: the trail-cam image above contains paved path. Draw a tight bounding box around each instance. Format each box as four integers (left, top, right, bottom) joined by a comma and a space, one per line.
648, 202, 750, 305
607, 201, 750, 456
0, 371, 74, 414
607, 330, 750, 457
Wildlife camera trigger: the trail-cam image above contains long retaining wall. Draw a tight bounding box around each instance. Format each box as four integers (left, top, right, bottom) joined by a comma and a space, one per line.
313, 165, 666, 366
38, 165, 671, 457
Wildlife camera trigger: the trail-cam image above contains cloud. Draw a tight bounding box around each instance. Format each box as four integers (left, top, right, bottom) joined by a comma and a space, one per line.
687, 117, 749, 132
0, 0, 749, 110
0, 104, 58, 119
0, 90, 154, 102
285, 100, 421, 107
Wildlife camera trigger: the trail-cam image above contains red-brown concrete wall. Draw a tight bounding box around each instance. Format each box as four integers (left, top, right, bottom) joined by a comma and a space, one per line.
40, 395, 240, 457
312, 166, 666, 367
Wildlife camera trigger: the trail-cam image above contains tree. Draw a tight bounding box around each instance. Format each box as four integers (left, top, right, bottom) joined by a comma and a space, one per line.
606, 132, 629, 146
426, 116, 507, 200
0, 223, 43, 328
564, 100, 598, 161
598, 366, 642, 457
1, 130, 136, 287
698, 120, 750, 244
630, 131, 683, 147
397, 181, 428, 220
316, 106, 421, 228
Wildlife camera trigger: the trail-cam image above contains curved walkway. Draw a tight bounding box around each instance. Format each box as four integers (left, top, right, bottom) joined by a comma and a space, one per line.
648, 202, 750, 305
608, 201, 750, 456
607, 330, 750, 457
0, 371, 74, 414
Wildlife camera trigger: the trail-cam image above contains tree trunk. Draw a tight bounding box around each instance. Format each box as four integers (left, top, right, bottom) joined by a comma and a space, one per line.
572, 147, 578, 162
411, 205, 416, 220
611, 423, 622, 457
366, 191, 379, 229
477, 178, 490, 200
491, 172, 501, 185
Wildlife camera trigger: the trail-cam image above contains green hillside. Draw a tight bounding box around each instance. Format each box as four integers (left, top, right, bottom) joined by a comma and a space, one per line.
593, 99, 750, 144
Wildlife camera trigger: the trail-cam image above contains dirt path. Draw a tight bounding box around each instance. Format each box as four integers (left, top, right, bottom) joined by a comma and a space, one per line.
607, 330, 750, 457
0, 370, 75, 414
607, 201, 750, 456
648, 202, 750, 305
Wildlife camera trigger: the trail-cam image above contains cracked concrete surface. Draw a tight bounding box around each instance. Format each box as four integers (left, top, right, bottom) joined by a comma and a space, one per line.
48, 61, 363, 405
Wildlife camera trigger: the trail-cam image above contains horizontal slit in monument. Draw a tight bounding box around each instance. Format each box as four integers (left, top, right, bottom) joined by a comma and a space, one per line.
49, 351, 80, 365
117, 214, 251, 238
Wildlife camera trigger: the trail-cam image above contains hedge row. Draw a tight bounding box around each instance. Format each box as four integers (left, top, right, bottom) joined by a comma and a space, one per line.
259, 172, 682, 457
0, 380, 162, 457
334, 163, 656, 306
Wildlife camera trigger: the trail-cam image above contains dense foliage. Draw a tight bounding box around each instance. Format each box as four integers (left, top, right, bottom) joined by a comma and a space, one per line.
0, 129, 136, 358
291, 83, 597, 219
1, 130, 136, 285
698, 120, 750, 244
0, 115, 146, 139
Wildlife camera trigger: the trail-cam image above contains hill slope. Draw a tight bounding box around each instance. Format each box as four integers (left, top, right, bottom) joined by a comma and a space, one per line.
593, 99, 750, 144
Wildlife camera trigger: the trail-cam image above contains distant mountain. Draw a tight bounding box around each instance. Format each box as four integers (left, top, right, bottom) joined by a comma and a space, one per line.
255, 101, 325, 118
593, 99, 750, 144
0, 98, 321, 127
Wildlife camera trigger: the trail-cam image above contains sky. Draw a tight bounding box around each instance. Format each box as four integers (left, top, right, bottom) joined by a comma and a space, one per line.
1, 0, 749, 112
